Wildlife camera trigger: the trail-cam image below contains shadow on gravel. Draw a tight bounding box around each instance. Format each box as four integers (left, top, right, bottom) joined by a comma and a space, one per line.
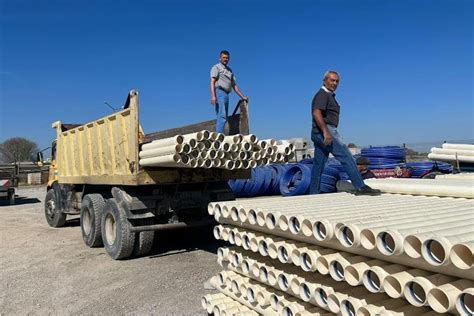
1, 196, 41, 206
148, 226, 225, 258
64, 217, 80, 227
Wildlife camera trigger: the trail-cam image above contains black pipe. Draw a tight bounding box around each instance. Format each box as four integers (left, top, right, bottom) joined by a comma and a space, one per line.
130, 219, 215, 232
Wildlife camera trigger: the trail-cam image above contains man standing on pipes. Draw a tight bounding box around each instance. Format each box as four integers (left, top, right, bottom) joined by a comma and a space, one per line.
309, 70, 380, 195
210, 50, 248, 134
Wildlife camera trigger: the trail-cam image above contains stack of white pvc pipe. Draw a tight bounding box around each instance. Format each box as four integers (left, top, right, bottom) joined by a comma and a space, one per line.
139, 131, 295, 168
428, 143, 474, 163
205, 192, 474, 315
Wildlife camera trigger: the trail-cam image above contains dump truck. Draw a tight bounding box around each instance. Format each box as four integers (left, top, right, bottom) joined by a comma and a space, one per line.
42, 90, 250, 259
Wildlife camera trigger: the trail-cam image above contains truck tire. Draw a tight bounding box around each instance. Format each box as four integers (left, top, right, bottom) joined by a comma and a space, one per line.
101, 198, 135, 260
45, 189, 67, 227
132, 221, 154, 257
80, 194, 105, 247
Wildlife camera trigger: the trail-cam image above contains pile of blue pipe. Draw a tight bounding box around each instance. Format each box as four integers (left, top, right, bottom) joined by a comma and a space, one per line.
360, 146, 406, 169
405, 161, 453, 178
228, 158, 347, 198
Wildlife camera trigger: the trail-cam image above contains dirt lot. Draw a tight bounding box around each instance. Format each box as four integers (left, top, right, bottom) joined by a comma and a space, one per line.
0, 185, 224, 314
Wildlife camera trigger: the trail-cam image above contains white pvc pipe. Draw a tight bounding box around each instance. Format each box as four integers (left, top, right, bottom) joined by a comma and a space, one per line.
187, 159, 198, 168
183, 130, 209, 141
249, 151, 259, 160
365, 178, 474, 198
315, 252, 358, 275
249, 160, 257, 168
139, 143, 189, 158
211, 132, 225, 142
370, 210, 472, 256
202, 293, 227, 309
217, 150, 226, 159
340, 293, 389, 316
141, 135, 184, 150
404, 226, 473, 260
326, 286, 372, 314
403, 274, 456, 307
449, 241, 474, 270
243, 134, 258, 144
442, 143, 474, 150
431, 147, 474, 156
456, 288, 474, 316
210, 276, 276, 315
218, 160, 235, 170
228, 143, 239, 153
206, 297, 235, 313
209, 159, 220, 168
328, 255, 367, 282
428, 152, 474, 163
240, 141, 252, 151
234, 160, 243, 169
257, 140, 268, 150
427, 279, 474, 313
202, 159, 213, 168
436, 173, 474, 180
422, 231, 474, 266
362, 264, 406, 293
223, 135, 241, 144
343, 259, 387, 287
382, 269, 432, 299
139, 153, 187, 167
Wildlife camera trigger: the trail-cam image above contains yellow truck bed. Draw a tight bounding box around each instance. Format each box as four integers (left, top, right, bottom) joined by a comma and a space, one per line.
53, 90, 249, 186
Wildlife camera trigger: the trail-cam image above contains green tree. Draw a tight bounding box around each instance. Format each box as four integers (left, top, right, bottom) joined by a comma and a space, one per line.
0, 137, 39, 163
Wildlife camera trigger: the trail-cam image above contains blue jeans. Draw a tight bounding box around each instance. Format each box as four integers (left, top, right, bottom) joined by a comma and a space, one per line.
215, 89, 229, 133
309, 125, 365, 194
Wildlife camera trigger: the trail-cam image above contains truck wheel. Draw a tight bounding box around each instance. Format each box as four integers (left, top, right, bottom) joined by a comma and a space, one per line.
101, 198, 135, 260
45, 189, 67, 227
80, 194, 105, 247
132, 221, 154, 257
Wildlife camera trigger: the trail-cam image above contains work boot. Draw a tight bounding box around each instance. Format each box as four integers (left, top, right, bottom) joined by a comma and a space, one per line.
354, 185, 381, 196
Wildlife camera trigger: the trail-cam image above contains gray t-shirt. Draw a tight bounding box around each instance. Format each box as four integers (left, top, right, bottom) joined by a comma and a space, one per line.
311, 88, 340, 134
210, 63, 235, 93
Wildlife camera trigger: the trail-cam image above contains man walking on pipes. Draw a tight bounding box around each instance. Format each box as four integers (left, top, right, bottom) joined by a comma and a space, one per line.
309, 70, 380, 195
210, 50, 248, 133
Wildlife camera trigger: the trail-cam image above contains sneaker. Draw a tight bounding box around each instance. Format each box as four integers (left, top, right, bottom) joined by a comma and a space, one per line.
354, 185, 381, 196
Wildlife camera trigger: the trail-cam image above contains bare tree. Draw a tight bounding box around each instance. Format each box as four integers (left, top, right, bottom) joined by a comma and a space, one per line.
0, 137, 39, 163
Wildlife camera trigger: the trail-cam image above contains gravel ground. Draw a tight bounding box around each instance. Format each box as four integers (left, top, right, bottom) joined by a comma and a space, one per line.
0, 185, 224, 315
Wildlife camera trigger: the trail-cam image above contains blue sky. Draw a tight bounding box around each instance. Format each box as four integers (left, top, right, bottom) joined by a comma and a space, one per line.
1, 0, 473, 153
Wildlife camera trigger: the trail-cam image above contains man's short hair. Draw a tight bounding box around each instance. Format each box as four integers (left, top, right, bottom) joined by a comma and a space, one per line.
220, 50, 230, 56
323, 70, 340, 80
356, 156, 371, 166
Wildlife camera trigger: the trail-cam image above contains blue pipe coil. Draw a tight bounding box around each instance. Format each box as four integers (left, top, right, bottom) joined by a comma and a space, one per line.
279, 164, 312, 196
361, 146, 406, 160
368, 163, 406, 170
270, 164, 289, 194
366, 157, 402, 165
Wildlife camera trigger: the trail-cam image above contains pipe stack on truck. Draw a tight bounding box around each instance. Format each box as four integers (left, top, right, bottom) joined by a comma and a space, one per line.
43, 90, 250, 260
